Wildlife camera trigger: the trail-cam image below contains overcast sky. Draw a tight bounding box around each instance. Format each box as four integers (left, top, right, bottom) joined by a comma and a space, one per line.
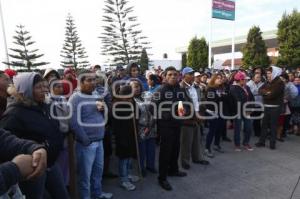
0, 0, 299, 69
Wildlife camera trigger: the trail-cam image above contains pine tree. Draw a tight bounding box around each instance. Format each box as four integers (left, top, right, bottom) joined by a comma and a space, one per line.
277, 9, 300, 68
242, 26, 270, 69
181, 53, 187, 67
187, 37, 208, 70
3, 25, 49, 71
139, 48, 149, 73
99, 0, 150, 65
60, 14, 90, 69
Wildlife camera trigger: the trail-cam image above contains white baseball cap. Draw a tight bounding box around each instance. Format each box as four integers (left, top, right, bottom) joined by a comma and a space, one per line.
194, 72, 201, 77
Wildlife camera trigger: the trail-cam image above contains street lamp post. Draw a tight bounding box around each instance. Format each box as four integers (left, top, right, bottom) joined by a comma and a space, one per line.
0, 0, 9, 68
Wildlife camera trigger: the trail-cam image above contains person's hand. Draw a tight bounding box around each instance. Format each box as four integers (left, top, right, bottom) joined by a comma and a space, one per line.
144, 128, 150, 134
96, 101, 105, 112
27, 148, 47, 180
261, 88, 271, 96
260, 88, 267, 95
245, 112, 252, 116
12, 154, 34, 180
181, 109, 188, 117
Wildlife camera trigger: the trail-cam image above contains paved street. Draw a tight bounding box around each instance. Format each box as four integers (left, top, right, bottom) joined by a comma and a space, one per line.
103, 131, 300, 199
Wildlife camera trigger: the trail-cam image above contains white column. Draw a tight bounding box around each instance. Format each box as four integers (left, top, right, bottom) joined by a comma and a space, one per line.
231, 0, 236, 70
209, 0, 213, 69
231, 20, 235, 70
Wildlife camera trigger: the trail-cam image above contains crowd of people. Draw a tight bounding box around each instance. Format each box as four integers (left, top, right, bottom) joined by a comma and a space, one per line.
0, 63, 300, 199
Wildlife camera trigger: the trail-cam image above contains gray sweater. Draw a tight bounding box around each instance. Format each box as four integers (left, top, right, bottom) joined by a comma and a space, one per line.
247, 80, 264, 104
69, 91, 105, 146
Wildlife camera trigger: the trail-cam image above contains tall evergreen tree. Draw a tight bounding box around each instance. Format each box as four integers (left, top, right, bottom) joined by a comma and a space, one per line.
187, 37, 208, 70
3, 25, 49, 71
99, 0, 150, 65
277, 9, 300, 68
139, 48, 149, 73
242, 26, 270, 69
61, 14, 89, 69
181, 53, 187, 67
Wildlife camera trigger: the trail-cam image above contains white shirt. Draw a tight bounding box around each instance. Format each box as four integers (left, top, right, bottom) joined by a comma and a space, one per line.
184, 81, 200, 112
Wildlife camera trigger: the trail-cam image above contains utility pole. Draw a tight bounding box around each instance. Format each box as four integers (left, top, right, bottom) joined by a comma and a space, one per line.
0, 0, 9, 68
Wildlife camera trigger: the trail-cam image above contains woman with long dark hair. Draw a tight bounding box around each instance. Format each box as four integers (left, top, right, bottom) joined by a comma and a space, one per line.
112, 85, 139, 191
205, 74, 228, 158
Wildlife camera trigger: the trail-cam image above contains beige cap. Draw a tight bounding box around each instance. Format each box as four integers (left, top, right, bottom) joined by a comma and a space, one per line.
194, 72, 201, 77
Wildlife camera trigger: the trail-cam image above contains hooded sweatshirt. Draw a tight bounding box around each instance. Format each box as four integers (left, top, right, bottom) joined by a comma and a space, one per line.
0, 72, 63, 166
259, 66, 285, 107
13, 72, 37, 100
271, 66, 282, 81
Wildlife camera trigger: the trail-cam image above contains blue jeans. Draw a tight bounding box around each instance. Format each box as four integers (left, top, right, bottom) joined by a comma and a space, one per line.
139, 138, 156, 170
206, 118, 224, 150
0, 185, 24, 199
234, 117, 253, 146
76, 141, 104, 199
119, 158, 132, 183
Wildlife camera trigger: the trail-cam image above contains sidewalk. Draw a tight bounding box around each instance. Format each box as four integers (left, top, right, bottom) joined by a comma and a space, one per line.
102, 132, 300, 199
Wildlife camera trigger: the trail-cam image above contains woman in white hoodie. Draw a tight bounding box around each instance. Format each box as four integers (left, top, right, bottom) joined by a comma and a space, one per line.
255, 66, 285, 150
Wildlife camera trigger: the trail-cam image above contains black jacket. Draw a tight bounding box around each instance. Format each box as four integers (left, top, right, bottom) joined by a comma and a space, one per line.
230, 84, 255, 115
0, 102, 63, 167
0, 129, 43, 195
206, 86, 232, 117
112, 101, 137, 159
259, 77, 285, 106
152, 83, 185, 128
